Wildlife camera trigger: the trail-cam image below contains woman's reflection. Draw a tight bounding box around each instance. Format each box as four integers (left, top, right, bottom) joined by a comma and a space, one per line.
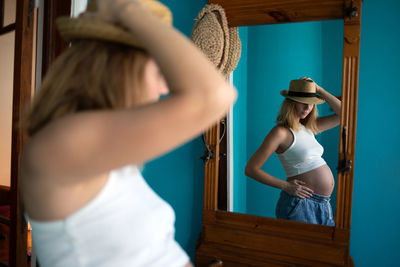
244, 77, 340, 226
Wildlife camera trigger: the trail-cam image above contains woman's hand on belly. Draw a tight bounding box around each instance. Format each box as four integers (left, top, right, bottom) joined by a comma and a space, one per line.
283, 179, 314, 199
289, 165, 335, 196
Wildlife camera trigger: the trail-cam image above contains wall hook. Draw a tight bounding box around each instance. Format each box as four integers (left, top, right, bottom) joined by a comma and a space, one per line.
344, 0, 358, 19
200, 133, 214, 163
337, 126, 352, 175
200, 119, 226, 163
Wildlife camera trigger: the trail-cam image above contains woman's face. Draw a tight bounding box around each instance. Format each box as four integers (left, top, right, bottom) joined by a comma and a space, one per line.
141, 58, 169, 104
294, 101, 314, 119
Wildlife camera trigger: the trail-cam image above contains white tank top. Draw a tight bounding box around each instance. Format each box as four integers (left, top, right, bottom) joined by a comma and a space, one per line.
277, 124, 326, 177
26, 165, 189, 267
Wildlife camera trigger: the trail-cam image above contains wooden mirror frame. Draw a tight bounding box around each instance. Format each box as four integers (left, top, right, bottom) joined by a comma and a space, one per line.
196, 0, 361, 266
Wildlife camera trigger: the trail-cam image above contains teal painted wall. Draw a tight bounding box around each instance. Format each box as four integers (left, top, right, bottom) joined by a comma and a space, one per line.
350, 0, 400, 265
142, 0, 400, 265
232, 27, 248, 214
141, 0, 207, 261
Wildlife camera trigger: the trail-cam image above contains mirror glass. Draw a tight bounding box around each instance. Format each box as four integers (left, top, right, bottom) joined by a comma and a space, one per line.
229, 20, 343, 223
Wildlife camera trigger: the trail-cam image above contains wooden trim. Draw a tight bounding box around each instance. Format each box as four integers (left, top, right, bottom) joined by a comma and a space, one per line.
336, 6, 361, 228
10, 0, 35, 266
0, 22, 15, 35
197, 210, 351, 266
208, 0, 345, 27
203, 210, 339, 242
41, 0, 71, 77
198, 0, 362, 265
203, 123, 220, 210
217, 118, 227, 211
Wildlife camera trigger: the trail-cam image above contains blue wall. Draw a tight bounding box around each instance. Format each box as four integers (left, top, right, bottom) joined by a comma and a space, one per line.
350, 0, 400, 265
143, 0, 400, 265
232, 27, 248, 214
141, 0, 207, 261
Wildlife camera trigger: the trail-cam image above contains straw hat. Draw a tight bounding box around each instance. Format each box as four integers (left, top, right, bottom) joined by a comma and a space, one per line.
190, 4, 241, 77
56, 0, 172, 48
280, 79, 325, 104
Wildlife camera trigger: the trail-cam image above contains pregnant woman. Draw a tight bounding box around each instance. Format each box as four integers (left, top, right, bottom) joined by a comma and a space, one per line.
245, 77, 340, 226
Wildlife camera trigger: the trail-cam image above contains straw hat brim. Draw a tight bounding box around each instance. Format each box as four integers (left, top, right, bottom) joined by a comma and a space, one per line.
191, 4, 230, 71
280, 90, 325, 105
56, 0, 172, 48
57, 17, 144, 47
191, 4, 241, 77
221, 27, 241, 77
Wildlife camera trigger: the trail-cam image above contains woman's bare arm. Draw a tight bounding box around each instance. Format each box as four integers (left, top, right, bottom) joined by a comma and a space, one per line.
245, 126, 314, 199
245, 126, 289, 190
316, 84, 341, 133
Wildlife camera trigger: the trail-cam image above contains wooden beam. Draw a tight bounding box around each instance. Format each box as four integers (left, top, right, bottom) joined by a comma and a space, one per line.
209, 0, 345, 27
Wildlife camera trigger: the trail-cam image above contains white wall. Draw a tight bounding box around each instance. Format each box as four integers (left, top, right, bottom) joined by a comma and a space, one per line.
0, 0, 17, 186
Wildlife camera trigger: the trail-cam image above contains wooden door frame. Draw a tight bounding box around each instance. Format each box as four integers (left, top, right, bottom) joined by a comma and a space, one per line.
9, 0, 70, 266
10, 0, 35, 265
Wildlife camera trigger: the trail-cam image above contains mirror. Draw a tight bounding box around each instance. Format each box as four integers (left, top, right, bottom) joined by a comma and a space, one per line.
230, 20, 343, 222
197, 0, 362, 266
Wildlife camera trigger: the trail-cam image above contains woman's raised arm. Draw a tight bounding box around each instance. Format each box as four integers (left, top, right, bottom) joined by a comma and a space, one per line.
23, 0, 237, 182
316, 84, 341, 132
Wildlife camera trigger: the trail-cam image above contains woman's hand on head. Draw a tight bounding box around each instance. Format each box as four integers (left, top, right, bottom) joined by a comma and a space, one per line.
313, 82, 323, 94
283, 179, 314, 199
300, 77, 322, 94
88, 0, 142, 23
300, 76, 313, 82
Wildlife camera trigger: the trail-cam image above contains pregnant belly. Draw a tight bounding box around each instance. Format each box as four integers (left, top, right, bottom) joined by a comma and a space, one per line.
287, 164, 335, 196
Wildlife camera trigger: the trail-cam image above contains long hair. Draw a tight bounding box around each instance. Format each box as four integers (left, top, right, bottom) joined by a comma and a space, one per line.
276, 99, 319, 134
25, 40, 150, 137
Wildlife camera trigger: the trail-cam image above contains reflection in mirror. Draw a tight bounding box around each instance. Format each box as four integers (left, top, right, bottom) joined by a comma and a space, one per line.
230, 20, 343, 225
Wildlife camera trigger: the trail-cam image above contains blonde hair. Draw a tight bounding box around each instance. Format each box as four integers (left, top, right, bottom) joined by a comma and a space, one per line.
25, 40, 150, 137
276, 99, 319, 134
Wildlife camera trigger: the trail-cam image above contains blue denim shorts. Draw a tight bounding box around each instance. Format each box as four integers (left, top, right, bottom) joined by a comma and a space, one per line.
275, 191, 335, 226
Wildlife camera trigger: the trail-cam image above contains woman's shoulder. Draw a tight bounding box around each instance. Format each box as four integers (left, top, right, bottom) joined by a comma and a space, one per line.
270, 124, 291, 136
266, 124, 291, 142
